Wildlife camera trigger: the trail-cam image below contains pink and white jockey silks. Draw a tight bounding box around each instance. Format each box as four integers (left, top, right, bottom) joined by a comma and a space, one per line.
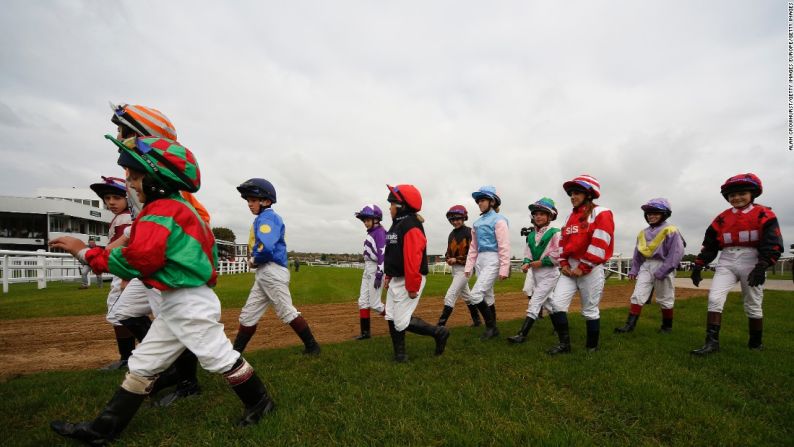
522, 225, 562, 319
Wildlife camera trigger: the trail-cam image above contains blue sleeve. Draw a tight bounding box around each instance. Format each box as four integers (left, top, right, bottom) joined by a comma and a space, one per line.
252, 213, 284, 265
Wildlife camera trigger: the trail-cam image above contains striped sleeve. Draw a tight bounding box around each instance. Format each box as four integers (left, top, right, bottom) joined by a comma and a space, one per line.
580, 209, 614, 270
363, 234, 378, 262
374, 228, 386, 271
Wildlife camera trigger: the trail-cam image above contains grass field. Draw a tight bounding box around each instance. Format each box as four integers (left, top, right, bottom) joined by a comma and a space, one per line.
674, 270, 791, 280
0, 266, 537, 320
0, 268, 792, 446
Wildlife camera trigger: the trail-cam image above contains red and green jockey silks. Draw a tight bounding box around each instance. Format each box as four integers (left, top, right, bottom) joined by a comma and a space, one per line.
85, 195, 218, 290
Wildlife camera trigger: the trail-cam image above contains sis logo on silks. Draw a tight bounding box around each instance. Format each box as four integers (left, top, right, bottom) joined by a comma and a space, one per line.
565, 226, 580, 235
259, 224, 272, 234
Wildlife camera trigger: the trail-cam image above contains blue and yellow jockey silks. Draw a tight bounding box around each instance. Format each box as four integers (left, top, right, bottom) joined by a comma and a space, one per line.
248, 208, 288, 267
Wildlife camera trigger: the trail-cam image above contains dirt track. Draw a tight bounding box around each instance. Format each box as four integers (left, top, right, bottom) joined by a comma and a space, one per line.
0, 284, 703, 380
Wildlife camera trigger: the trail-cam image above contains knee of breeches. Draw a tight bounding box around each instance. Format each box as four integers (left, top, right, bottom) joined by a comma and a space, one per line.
121, 372, 156, 395
743, 303, 763, 319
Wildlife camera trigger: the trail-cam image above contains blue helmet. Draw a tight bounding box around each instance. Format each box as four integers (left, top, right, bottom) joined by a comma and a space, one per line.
355, 204, 383, 221
528, 197, 558, 221
237, 178, 277, 203
472, 185, 501, 208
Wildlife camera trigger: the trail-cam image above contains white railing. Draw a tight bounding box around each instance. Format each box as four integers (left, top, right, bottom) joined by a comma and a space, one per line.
217, 259, 250, 275
604, 255, 631, 280
0, 249, 112, 294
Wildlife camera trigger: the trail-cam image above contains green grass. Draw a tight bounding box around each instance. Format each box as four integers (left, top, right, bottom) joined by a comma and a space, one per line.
674, 270, 791, 280
0, 266, 531, 320
1, 291, 792, 446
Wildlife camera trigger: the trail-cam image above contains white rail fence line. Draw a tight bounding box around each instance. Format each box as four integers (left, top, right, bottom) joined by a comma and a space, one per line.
5, 249, 791, 294
0, 249, 109, 294
2, 251, 252, 294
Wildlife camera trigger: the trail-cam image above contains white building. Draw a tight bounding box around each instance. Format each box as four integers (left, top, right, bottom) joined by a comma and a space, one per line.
0, 195, 114, 251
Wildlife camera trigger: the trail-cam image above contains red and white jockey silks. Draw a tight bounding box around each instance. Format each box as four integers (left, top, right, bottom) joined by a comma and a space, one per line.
558, 204, 615, 274
696, 204, 783, 267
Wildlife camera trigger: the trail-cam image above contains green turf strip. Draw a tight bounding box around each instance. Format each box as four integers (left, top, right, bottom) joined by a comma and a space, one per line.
1, 291, 792, 446
0, 266, 533, 319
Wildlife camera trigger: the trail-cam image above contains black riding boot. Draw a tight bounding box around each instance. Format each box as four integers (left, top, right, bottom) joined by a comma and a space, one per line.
748, 318, 763, 350
437, 305, 454, 327
614, 314, 639, 334
691, 312, 721, 356
585, 319, 600, 352
507, 317, 535, 344
51, 387, 146, 445
388, 320, 407, 362
407, 316, 450, 356
233, 324, 257, 354
355, 317, 371, 340
155, 351, 201, 407
478, 301, 499, 340
297, 327, 321, 355
290, 316, 321, 355
225, 358, 275, 427
659, 308, 674, 333
467, 303, 482, 327
489, 304, 497, 323
546, 312, 571, 355
120, 316, 152, 342
102, 326, 136, 371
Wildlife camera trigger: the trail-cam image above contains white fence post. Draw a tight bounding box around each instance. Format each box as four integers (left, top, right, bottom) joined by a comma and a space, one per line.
36, 249, 47, 290
2, 254, 8, 294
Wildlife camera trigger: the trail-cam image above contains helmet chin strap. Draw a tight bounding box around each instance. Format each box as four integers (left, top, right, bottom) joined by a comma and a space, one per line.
256, 199, 272, 213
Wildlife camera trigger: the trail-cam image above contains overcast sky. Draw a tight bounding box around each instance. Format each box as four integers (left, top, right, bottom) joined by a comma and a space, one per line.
1, 1, 791, 258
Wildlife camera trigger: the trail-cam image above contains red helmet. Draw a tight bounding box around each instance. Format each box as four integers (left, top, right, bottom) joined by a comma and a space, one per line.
446, 205, 468, 221
386, 184, 422, 211
563, 174, 601, 199
720, 173, 762, 200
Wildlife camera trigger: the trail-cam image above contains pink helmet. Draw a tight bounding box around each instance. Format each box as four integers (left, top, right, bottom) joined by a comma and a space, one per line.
563, 174, 601, 199
720, 173, 762, 200
445, 205, 468, 221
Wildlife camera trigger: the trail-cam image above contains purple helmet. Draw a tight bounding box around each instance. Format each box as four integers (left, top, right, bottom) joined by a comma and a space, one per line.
355, 204, 383, 221
641, 198, 672, 223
